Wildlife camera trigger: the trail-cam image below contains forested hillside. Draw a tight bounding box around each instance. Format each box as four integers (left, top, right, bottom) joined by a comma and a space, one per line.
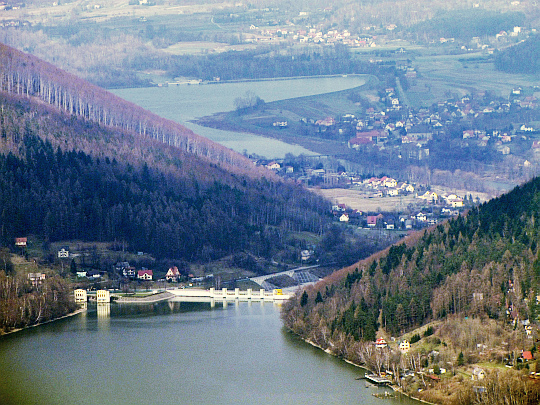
0, 91, 330, 261
0, 42, 255, 171
0, 42, 338, 332
494, 35, 540, 74
407, 9, 525, 41
283, 176, 540, 345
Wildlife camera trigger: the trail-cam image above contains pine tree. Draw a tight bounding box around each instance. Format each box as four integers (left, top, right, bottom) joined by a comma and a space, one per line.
300, 291, 309, 307
457, 351, 464, 366
315, 291, 323, 303
70, 259, 77, 275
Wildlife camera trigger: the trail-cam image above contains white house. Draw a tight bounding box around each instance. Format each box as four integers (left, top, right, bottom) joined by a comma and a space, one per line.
166, 266, 180, 282
472, 367, 486, 380
266, 162, 281, 170
449, 198, 464, 208
57, 247, 69, 258
416, 212, 427, 222
339, 214, 350, 222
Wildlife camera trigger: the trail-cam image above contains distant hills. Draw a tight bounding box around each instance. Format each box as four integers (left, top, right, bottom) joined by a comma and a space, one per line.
495, 35, 540, 74
0, 42, 331, 262
407, 9, 525, 41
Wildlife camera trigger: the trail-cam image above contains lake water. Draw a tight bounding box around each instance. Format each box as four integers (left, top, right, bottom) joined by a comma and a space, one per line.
113, 76, 366, 158
0, 301, 418, 405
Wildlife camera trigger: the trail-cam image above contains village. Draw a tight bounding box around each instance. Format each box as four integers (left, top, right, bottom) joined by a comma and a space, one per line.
241, 79, 540, 236
242, 22, 533, 52
255, 82, 540, 166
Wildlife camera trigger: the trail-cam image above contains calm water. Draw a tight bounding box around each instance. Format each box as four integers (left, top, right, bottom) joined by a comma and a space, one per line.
113, 76, 366, 158
0, 302, 418, 405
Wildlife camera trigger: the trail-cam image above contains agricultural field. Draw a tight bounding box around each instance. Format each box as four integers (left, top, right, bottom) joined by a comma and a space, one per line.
0, 0, 231, 25
314, 185, 492, 213
408, 52, 540, 107
314, 187, 418, 212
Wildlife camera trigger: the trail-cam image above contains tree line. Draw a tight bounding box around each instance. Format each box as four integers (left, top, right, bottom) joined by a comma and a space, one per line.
406, 9, 525, 42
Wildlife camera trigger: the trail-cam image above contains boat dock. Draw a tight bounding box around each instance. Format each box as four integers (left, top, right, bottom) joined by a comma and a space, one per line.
364, 374, 392, 385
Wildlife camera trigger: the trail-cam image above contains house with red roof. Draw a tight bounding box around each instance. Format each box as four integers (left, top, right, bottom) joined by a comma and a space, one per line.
375, 337, 387, 348
522, 350, 534, 361
166, 266, 181, 282
137, 269, 153, 280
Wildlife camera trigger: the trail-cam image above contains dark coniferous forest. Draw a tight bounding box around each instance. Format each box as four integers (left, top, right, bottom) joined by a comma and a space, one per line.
0, 92, 330, 261
494, 35, 540, 74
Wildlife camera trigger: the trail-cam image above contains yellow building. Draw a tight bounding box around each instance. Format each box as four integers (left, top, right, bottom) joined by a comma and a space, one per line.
74, 289, 87, 303
96, 290, 110, 303
399, 340, 410, 353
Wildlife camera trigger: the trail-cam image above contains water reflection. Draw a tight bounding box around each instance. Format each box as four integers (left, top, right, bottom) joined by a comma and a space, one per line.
0, 301, 420, 405
96, 303, 110, 332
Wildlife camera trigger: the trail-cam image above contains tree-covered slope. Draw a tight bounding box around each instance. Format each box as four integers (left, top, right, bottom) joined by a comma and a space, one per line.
0, 80, 330, 262
407, 9, 525, 41
0, 42, 256, 172
495, 35, 540, 74
283, 176, 540, 348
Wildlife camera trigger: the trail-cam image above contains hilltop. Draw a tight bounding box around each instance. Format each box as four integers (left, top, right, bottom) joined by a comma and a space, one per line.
282, 176, 540, 404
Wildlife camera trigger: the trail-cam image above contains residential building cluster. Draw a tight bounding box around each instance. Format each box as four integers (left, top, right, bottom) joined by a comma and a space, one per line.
245, 26, 382, 48
115, 261, 154, 281
280, 86, 540, 170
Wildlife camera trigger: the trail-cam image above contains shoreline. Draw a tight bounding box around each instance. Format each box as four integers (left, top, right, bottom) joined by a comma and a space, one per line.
162, 73, 370, 87
300, 335, 436, 405
191, 75, 376, 158
192, 114, 349, 158
0, 307, 87, 337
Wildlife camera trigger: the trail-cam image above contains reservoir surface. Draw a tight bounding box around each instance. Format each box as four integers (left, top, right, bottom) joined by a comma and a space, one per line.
0, 301, 418, 405
113, 75, 366, 158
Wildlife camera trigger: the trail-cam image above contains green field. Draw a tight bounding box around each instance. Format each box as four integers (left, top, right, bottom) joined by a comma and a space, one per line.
409, 52, 540, 106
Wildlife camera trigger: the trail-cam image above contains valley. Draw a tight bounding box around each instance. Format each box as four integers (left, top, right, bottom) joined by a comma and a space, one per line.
0, 1, 540, 404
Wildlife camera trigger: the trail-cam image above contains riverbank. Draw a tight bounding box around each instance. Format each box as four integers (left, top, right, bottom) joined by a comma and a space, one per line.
193, 83, 374, 157
186, 73, 371, 86
300, 335, 436, 405
0, 307, 87, 337
193, 113, 347, 157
